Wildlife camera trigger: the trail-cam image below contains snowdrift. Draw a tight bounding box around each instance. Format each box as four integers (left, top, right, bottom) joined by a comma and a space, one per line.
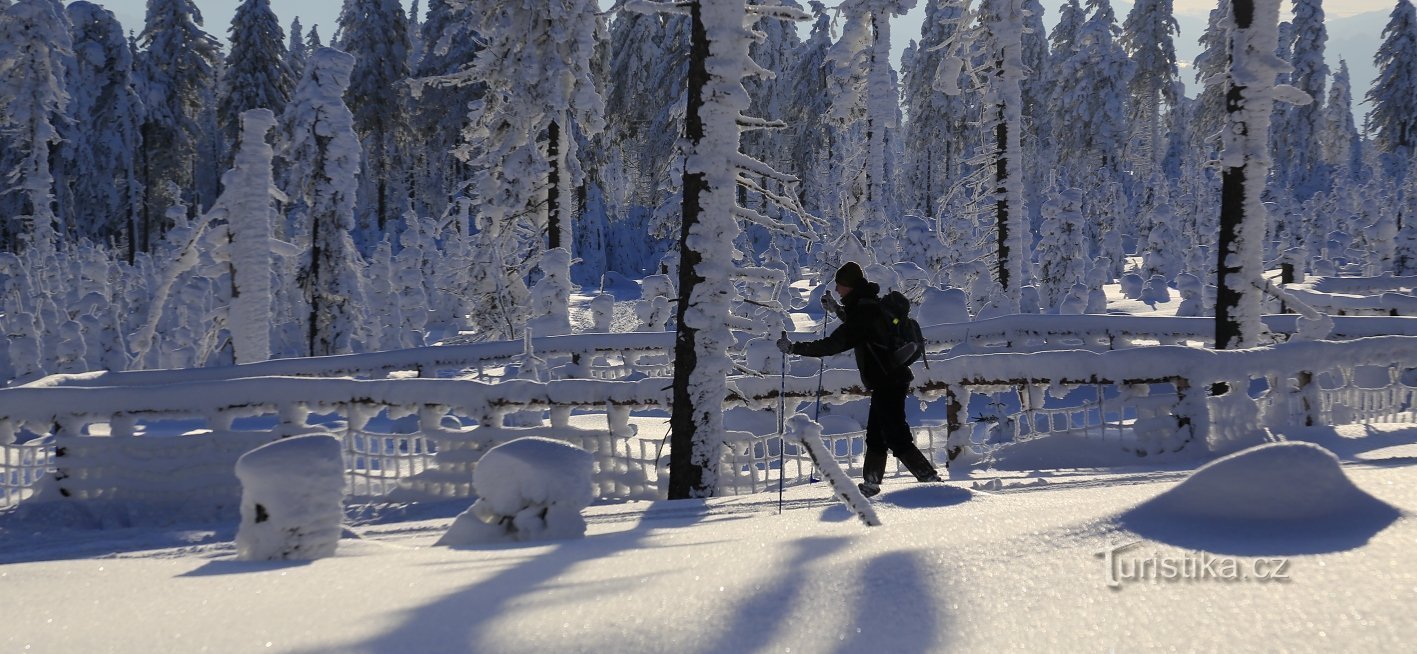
1118, 442, 1401, 555
437, 437, 593, 546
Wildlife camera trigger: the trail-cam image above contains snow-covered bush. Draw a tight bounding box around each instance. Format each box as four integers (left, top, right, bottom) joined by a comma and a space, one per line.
589, 293, 615, 333
918, 285, 963, 327
1174, 272, 1204, 317
528, 248, 574, 338
235, 434, 345, 561
1120, 273, 1145, 300
437, 437, 593, 545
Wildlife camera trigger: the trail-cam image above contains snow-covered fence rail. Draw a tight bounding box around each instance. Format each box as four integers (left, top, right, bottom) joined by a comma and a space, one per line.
24, 315, 1417, 393
924, 313, 1417, 355
5, 336, 1417, 510
1279, 288, 1417, 317
15, 331, 679, 389
1311, 276, 1417, 295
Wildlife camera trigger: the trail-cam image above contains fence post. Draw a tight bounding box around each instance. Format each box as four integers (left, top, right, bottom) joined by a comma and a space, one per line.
945, 385, 966, 461
1296, 370, 1316, 426
1171, 376, 1206, 451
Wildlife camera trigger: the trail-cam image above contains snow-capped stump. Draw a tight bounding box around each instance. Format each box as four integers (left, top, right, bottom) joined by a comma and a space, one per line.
1120, 442, 1401, 555
234, 434, 345, 561
437, 437, 594, 546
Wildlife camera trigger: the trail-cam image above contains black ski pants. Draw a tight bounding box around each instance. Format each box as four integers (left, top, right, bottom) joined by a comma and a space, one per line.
863, 381, 938, 485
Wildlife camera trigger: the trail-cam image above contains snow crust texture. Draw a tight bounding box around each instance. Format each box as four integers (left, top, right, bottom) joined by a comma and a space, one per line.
234, 434, 345, 561
437, 437, 593, 546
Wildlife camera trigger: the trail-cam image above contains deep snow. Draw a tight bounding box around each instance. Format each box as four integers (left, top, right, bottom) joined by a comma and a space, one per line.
2, 424, 1415, 652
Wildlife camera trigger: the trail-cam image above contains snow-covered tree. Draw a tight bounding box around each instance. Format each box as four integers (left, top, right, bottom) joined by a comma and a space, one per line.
1216, 0, 1304, 349
337, 0, 412, 239
937, 0, 1030, 308
215, 109, 296, 363
219, 0, 293, 151
1322, 59, 1364, 181
136, 0, 221, 250
450, 0, 605, 334
281, 48, 367, 356
627, 0, 813, 498
1121, 0, 1179, 176
1018, 0, 1049, 221
1277, 0, 1329, 199
0, 0, 72, 255
1033, 186, 1087, 309
827, 0, 915, 263
62, 1, 145, 256
901, 0, 970, 220
1052, 0, 1132, 184
1367, 0, 1417, 164
1192, 0, 1232, 155
286, 17, 307, 77
1047, 0, 1083, 79
783, 3, 839, 224
409, 0, 481, 221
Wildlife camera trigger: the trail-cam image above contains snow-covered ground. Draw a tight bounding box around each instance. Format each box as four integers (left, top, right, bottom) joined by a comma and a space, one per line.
2, 422, 1415, 652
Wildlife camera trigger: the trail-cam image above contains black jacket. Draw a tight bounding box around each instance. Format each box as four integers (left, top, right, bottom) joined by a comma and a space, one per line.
791, 281, 912, 391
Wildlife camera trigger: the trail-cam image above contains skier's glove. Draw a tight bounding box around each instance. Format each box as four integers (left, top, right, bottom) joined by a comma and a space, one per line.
776, 335, 793, 354
821, 293, 841, 316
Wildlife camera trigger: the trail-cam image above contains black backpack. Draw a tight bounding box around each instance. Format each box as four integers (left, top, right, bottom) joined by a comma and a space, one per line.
876, 290, 927, 370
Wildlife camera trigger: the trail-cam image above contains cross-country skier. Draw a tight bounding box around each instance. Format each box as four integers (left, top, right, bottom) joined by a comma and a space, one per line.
777, 262, 941, 497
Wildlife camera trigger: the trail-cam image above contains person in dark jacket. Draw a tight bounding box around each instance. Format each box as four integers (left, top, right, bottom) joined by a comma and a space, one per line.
777, 262, 941, 498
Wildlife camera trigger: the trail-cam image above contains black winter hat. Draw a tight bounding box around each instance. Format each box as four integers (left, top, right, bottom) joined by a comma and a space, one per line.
834, 261, 865, 288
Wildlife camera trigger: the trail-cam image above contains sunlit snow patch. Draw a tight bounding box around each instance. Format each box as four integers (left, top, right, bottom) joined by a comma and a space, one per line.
1118, 442, 1401, 555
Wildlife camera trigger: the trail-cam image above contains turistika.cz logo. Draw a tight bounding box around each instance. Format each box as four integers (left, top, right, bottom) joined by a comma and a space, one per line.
1095, 541, 1293, 589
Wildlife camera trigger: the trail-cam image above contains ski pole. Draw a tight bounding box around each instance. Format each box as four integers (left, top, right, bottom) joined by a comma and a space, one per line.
778, 330, 788, 515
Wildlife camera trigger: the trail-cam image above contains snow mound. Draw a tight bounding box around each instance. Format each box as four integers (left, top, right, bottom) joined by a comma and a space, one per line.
437, 437, 593, 546
1119, 442, 1401, 555
234, 434, 345, 561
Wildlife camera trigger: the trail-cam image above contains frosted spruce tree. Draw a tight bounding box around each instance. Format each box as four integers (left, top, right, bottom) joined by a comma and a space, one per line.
1322, 60, 1364, 181
281, 48, 367, 356
601, 10, 689, 274
783, 3, 840, 224
937, 0, 1030, 311
0, 0, 72, 255
1277, 0, 1329, 200
1367, 0, 1417, 166
337, 0, 411, 239
1120, 0, 1179, 177
451, 0, 605, 336
409, 0, 482, 221
1192, 0, 1232, 155
627, 0, 814, 499
1019, 0, 1050, 217
1047, 0, 1083, 86
827, 0, 915, 264
900, 0, 970, 220
1053, 0, 1132, 187
136, 0, 220, 251
62, 1, 145, 258
286, 17, 307, 77
219, 0, 293, 150
1033, 187, 1088, 310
